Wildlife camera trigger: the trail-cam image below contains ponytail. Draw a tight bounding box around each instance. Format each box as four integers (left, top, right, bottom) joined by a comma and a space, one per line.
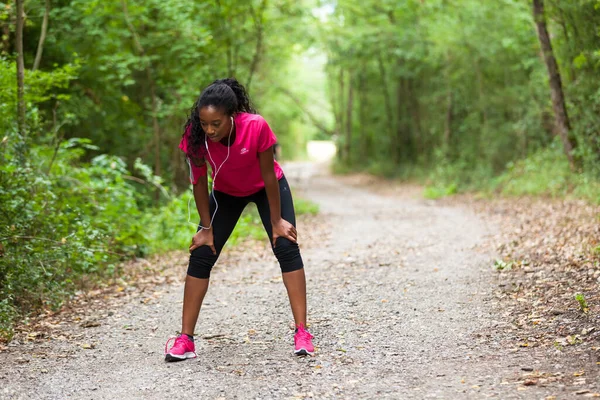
213, 78, 256, 114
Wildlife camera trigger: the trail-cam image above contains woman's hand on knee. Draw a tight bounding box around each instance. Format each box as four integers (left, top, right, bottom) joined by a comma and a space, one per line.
272, 218, 297, 247
190, 228, 216, 254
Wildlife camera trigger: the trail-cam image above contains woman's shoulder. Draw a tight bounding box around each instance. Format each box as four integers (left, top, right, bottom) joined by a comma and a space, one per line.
236, 112, 268, 126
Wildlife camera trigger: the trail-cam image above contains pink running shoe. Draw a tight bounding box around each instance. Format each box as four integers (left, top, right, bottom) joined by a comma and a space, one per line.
164, 334, 196, 362
294, 324, 314, 356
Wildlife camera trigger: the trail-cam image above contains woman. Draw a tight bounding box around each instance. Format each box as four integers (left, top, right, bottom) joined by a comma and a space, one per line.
164, 78, 314, 361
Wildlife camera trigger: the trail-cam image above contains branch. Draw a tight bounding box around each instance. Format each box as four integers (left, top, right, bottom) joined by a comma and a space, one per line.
275, 86, 335, 136
121, 0, 144, 55
32, 0, 50, 71
0, 235, 64, 244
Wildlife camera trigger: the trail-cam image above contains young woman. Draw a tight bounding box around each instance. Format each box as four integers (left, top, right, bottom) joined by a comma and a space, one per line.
164, 78, 314, 361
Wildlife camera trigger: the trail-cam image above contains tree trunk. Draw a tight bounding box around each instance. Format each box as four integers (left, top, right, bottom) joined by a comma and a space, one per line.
1, 9, 10, 52
33, 0, 50, 71
358, 70, 370, 160
345, 73, 354, 163
532, 0, 575, 168
396, 79, 411, 164
407, 79, 423, 161
226, 14, 233, 77
15, 0, 26, 138
121, 0, 162, 199
475, 57, 487, 160
232, 43, 239, 78
246, 0, 266, 92
376, 52, 394, 143
444, 89, 453, 142
337, 69, 345, 161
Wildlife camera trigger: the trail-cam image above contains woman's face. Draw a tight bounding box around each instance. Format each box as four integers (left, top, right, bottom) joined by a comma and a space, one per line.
199, 106, 233, 143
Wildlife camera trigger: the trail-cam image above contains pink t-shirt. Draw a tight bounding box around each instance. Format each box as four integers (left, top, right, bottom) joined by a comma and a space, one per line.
178, 113, 284, 197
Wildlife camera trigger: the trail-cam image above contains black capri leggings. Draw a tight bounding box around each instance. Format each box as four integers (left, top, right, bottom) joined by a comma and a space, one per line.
187, 176, 304, 279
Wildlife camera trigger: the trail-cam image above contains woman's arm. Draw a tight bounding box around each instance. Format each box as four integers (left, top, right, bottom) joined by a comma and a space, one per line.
193, 174, 211, 229
259, 148, 281, 223
189, 161, 216, 254
259, 148, 297, 246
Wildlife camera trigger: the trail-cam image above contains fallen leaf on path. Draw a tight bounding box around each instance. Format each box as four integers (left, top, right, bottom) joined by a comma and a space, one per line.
80, 320, 101, 328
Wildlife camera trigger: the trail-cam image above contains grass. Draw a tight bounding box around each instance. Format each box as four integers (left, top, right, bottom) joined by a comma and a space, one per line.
575, 293, 589, 313
491, 142, 600, 204
332, 140, 600, 205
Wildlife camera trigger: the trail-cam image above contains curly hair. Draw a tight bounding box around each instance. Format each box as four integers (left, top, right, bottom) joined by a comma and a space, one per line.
185, 78, 257, 155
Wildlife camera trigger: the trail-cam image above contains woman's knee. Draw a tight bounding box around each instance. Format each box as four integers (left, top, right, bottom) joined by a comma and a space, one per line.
187, 246, 218, 279
273, 238, 303, 273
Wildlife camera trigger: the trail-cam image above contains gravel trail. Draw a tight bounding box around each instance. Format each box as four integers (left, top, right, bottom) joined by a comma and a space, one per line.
1, 164, 572, 399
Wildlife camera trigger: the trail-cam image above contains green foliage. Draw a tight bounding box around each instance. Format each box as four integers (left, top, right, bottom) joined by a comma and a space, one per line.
495, 140, 572, 197
575, 293, 589, 313
142, 195, 266, 253
0, 57, 79, 136
294, 198, 320, 215
493, 259, 514, 271
423, 184, 458, 200
28, 0, 317, 186
141, 191, 196, 254
0, 139, 151, 339
321, 0, 600, 202
493, 139, 600, 204
228, 205, 267, 245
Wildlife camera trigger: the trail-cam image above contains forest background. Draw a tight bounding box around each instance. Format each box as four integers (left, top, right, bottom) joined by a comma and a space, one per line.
1, 0, 599, 340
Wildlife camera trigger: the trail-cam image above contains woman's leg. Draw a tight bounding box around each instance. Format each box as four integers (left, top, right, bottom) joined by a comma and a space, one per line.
253, 176, 307, 327
281, 269, 307, 328
181, 276, 210, 337
181, 191, 247, 336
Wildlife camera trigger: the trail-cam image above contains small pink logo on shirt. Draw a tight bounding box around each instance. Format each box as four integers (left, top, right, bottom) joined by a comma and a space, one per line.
240, 147, 249, 155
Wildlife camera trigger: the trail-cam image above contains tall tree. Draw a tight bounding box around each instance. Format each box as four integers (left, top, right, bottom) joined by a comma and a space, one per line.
532, 0, 575, 168
121, 0, 162, 184
15, 0, 25, 138
345, 72, 354, 162
246, 0, 267, 92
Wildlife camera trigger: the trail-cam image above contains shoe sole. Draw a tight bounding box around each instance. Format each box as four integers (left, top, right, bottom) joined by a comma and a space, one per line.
165, 352, 197, 362
294, 348, 314, 356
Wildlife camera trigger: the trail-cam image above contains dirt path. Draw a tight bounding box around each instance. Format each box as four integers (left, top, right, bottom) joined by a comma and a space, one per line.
1, 164, 596, 399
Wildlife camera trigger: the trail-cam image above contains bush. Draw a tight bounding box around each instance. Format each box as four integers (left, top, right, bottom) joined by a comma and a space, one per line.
0, 138, 151, 340
493, 138, 600, 203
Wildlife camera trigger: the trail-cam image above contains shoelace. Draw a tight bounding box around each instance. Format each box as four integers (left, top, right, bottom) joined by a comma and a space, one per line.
296, 328, 314, 341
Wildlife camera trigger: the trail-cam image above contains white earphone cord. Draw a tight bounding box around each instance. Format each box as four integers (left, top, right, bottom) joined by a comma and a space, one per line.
187, 116, 234, 231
